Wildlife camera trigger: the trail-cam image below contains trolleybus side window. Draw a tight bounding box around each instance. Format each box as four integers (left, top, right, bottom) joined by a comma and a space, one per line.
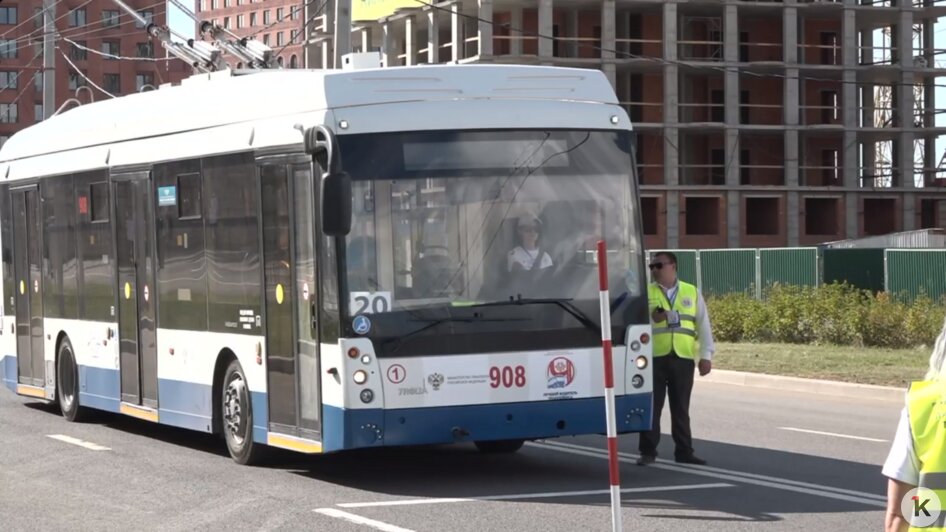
0, 184, 12, 317
155, 159, 208, 331
42, 175, 78, 319
76, 172, 115, 322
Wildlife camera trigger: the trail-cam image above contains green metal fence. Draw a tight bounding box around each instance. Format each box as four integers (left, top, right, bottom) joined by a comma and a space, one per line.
644, 246, 941, 302
822, 249, 886, 293
885, 250, 946, 303
699, 249, 756, 297
760, 248, 819, 291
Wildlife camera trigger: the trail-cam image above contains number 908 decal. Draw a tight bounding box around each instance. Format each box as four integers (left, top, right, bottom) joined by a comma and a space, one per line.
349, 291, 393, 315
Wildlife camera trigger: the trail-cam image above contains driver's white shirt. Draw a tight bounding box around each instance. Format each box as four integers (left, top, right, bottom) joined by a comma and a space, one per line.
507, 246, 553, 272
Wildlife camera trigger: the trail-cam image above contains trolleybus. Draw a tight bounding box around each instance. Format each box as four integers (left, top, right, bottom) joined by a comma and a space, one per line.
0, 58, 653, 464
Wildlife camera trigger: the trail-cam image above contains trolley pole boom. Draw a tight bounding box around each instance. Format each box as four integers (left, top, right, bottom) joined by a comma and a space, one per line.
108, 0, 224, 73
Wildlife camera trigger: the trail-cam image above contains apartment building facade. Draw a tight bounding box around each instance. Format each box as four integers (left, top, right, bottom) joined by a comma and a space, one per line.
0, 1, 187, 147
309, 0, 946, 248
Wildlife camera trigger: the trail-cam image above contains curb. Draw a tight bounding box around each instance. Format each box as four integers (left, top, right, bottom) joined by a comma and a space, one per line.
700, 369, 906, 403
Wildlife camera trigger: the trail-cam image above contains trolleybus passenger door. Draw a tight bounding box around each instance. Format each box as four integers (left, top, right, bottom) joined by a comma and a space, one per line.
11, 187, 44, 389
113, 173, 158, 409
259, 159, 322, 443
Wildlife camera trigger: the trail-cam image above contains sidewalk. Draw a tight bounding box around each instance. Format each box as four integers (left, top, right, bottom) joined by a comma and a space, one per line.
701, 369, 906, 402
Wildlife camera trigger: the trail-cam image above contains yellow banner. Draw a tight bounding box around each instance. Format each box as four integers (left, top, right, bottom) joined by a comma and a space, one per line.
352, 0, 421, 21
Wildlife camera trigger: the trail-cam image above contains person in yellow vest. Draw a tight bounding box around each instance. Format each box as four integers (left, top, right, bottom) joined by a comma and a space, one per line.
637, 251, 715, 466
883, 313, 946, 532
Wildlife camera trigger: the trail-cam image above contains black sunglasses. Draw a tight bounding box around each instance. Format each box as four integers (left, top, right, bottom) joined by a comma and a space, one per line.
649, 262, 664, 270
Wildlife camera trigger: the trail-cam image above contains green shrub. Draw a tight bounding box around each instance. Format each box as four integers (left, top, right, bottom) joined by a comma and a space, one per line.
703, 282, 945, 348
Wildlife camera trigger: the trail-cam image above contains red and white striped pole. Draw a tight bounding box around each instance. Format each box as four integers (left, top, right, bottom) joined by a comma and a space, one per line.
596, 240, 622, 532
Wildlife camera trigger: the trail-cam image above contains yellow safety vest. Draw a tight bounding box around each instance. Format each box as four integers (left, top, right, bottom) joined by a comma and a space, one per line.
908, 380, 946, 531
647, 281, 698, 359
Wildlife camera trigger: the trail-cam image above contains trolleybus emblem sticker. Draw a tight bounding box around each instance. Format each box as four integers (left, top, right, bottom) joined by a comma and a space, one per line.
353, 315, 371, 335
387, 364, 406, 384
275, 284, 285, 305
302, 282, 309, 301
547, 357, 576, 389
427, 373, 444, 391
33, 279, 38, 293
144, 285, 149, 302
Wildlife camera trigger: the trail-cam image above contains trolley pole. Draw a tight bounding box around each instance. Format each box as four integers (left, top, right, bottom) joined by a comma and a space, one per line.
42, 0, 55, 118
596, 240, 622, 532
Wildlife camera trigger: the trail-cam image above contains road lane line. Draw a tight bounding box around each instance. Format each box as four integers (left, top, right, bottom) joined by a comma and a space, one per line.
539, 440, 887, 502
528, 441, 886, 508
778, 426, 888, 443
47, 434, 111, 451
337, 482, 734, 508
314, 508, 415, 532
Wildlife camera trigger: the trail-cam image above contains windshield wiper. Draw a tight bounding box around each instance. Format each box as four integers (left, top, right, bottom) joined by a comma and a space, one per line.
469, 297, 600, 335
382, 315, 514, 354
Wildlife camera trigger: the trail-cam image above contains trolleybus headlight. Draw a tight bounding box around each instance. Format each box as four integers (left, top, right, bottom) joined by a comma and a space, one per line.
361, 354, 372, 365
630, 341, 641, 352
360, 389, 374, 404
348, 347, 360, 359
635, 356, 648, 370
353, 370, 368, 385
632, 375, 645, 389
640, 333, 650, 345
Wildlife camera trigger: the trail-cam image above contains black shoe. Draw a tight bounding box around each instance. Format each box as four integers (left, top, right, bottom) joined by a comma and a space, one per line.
636, 454, 656, 466
674, 454, 707, 465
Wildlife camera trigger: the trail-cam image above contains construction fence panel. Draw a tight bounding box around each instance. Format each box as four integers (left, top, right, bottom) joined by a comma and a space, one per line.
699, 249, 756, 297
648, 249, 698, 286
821, 248, 886, 293
885, 250, 946, 303
759, 248, 819, 292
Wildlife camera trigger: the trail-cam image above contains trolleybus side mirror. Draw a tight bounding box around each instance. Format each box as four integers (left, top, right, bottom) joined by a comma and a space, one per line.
322, 171, 352, 237
304, 124, 352, 236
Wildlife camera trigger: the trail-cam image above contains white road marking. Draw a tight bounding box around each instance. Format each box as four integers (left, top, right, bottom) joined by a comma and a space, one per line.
338, 482, 734, 508
47, 434, 110, 451
529, 441, 887, 507
314, 508, 415, 532
778, 426, 888, 443
541, 440, 887, 502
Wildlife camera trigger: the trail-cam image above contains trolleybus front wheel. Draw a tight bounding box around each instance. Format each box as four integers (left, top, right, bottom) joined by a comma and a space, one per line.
57, 337, 89, 422
474, 439, 525, 454
221, 359, 267, 465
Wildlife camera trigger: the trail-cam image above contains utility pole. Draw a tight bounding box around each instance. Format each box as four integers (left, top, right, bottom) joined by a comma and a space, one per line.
42, 0, 55, 119
334, 0, 351, 67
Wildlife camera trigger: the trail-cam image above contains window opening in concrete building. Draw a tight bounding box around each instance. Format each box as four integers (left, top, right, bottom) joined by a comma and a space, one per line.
920, 199, 941, 229
740, 149, 750, 184
685, 197, 720, 235
820, 32, 838, 65
739, 31, 749, 62
629, 14, 642, 56
746, 197, 779, 235
821, 91, 839, 123
711, 89, 724, 122
741, 90, 750, 124
711, 148, 725, 184
553, 25, 560, 56
629, 74, 643, 123
863, 198, 896, 235
641, 197, 658, 235
822, 149, 839, 184
804, 198, 838, 236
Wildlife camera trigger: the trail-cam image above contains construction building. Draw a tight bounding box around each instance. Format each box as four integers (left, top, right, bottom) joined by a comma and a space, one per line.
308, 0, 946, 249
0, 1, 187, 148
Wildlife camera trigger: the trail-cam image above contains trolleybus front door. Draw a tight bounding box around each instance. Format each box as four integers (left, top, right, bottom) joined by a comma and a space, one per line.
259, 159, 322, 445
113, 174, 158, 409
12, 186, 44, 390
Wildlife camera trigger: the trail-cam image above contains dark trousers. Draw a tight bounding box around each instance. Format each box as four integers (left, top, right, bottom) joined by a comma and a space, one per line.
639, 353, 696, 459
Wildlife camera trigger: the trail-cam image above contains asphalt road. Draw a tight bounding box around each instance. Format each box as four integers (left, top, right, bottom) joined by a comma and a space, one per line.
0, 379, 901, 531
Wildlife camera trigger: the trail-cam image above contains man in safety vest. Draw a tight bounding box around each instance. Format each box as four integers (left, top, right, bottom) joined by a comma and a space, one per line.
883, 313, 946, 531
637, 251, 715, 466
